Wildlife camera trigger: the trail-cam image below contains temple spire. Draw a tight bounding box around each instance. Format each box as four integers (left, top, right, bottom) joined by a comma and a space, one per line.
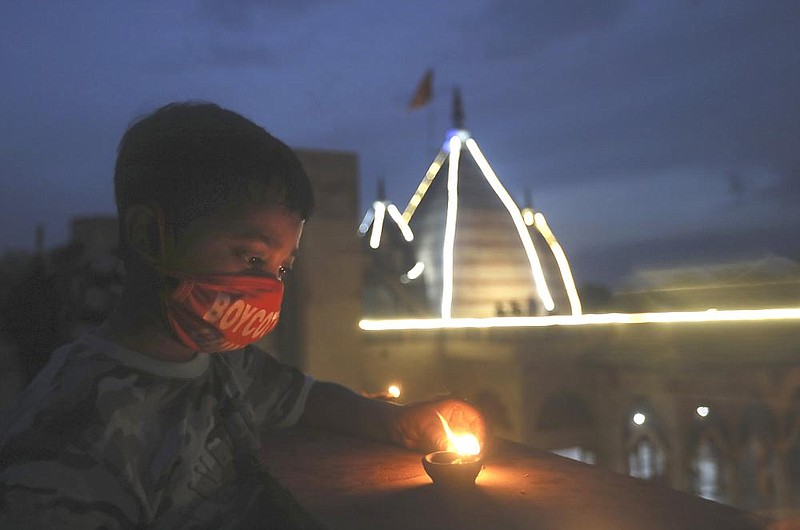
523, 188, 534, 211
452, 87, 464, 129
377, 176, 386, 201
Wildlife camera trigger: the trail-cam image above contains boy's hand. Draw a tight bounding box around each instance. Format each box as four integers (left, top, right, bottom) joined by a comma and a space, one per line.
390, 398, 488, 454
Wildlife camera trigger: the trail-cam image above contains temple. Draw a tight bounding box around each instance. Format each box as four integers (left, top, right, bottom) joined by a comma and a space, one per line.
361, 89, 579, 319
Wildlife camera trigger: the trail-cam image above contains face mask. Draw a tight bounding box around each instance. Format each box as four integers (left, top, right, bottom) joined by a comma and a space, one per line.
163, 272, 284, 352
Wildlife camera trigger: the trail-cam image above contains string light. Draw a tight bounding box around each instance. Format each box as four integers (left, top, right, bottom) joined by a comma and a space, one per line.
369, 201, 387, 249
403, 151, 447, 223
358, 209, 374, 235
441, 136, 462, 319
405, 261, 425, 280
533, 212, 582, 316
386, 204, 414, 242
359, 307, 800, 330
465, 139, 555, 312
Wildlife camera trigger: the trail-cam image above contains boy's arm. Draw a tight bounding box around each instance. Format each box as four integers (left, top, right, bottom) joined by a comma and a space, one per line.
297, 381, 487, 453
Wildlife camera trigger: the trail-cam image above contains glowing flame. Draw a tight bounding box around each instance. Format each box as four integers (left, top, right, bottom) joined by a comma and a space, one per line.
387, 384, 401, 399
437, 412, 480, 456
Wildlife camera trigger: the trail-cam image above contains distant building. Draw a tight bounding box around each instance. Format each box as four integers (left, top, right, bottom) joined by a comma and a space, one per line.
0, 216, 124, 380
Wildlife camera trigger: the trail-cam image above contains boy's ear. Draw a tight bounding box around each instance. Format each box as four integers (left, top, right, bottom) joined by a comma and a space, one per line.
124, 204, 161, 260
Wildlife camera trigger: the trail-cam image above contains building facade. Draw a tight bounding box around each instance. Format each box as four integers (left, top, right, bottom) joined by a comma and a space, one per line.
289, 137, 800, 522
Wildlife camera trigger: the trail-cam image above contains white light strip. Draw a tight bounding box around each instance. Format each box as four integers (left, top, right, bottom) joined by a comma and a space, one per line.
386, 204, 414, 242
358, 209, 375, 235
465, 139, 555, 312
406, 261, 425, 280
533, 212, 582, 316
442, 136, 462, 319
369, 201, 387, 249
359, 307, 800, 331
402, 150, 448, 223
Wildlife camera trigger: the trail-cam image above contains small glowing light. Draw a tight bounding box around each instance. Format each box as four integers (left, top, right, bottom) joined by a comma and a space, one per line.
443, 129, 471, 151
406, 261, 425, 280
441, 135, 462, 319
696, 406, 710, 418
633, 412, 646, 426
387, 384, 401, 399
437, 412, 480, 455
465, 139, 555, 312
532, 212, 582, 316
386, 204, 414, 242
358, 209, 374, 235
369, 201, 386, 249
522, 208, 535, 226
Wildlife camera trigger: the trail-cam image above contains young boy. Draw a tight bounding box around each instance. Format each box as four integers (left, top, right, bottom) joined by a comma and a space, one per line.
0, 103, 486, 528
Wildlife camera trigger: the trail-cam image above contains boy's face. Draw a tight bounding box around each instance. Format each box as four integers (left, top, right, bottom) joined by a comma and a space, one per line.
160, 199, 304, 281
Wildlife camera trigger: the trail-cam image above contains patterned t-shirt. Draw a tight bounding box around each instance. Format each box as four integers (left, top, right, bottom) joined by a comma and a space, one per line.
0, 334, 315, 529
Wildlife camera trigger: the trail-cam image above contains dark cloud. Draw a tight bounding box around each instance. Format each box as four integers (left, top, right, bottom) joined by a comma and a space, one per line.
456, 0, 632, 59
0, 0, 797, 272
761, 162, 800, 207
151, 42, 284, 73
572, 221, 800, 287
726, 171, 746, 204
457, 0, 800, 202
197, 0, 331, 30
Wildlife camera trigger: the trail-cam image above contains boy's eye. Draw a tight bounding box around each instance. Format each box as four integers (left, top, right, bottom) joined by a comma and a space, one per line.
277, 265, 288, 280
245, 256, 264, 267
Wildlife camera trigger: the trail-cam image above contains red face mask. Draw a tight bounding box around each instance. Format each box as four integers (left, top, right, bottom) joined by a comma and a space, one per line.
163, 273, 284, 353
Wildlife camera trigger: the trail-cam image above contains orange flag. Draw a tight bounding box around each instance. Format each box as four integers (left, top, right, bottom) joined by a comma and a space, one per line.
408, 69, 434, 110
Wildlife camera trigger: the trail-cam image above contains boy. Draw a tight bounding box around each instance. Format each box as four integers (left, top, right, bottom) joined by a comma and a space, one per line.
0, 103, 486, 528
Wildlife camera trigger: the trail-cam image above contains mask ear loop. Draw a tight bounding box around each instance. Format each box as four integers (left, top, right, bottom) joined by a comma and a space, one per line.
139, 203, 170, 272
149, 206, 186, 346
154, 205, 168, 263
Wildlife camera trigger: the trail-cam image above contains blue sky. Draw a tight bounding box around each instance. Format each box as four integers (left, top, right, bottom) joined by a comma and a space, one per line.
1, 0, 798, 285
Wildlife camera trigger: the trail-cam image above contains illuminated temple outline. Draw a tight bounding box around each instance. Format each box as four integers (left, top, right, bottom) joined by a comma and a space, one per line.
358, 89, 800, 330
359, 200, 414, 250
401, 128, 563, 317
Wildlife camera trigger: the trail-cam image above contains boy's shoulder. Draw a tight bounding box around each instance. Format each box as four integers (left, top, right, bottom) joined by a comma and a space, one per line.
0, 336, 210, 450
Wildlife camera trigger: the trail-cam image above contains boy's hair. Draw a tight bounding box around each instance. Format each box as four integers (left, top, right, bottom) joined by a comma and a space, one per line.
114, 102, 314, 249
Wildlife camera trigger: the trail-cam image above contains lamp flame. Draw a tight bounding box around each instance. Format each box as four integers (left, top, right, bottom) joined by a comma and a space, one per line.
387, 384, 401, 399
437, 412, 480, 456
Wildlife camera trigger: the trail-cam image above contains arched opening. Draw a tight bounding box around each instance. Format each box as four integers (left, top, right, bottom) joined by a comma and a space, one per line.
691, 431, 728, 503
624, 400, 668, 481
537, 392, 596, 465
628, 435, 667, 480
689, 410, 731, 504
785, 389, 800, 507
738, 403, 776, 511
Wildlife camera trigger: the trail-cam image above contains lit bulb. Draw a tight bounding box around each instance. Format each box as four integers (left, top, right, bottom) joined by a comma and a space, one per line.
632, 412, 646, 426
696, 406, 709, 418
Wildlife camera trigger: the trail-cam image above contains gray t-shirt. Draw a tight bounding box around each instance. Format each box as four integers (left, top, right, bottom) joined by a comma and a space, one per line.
0, 335, 315, 528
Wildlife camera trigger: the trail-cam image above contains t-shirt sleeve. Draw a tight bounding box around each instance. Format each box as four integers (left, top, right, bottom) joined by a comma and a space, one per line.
0, 346, 142, 528
222, 346, 314, 429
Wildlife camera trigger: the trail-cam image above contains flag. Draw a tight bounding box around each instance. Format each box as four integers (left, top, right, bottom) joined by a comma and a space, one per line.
408, 69, 433, 110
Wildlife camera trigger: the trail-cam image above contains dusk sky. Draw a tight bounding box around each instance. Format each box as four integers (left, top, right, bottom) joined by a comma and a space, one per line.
1, 1, 798, 286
